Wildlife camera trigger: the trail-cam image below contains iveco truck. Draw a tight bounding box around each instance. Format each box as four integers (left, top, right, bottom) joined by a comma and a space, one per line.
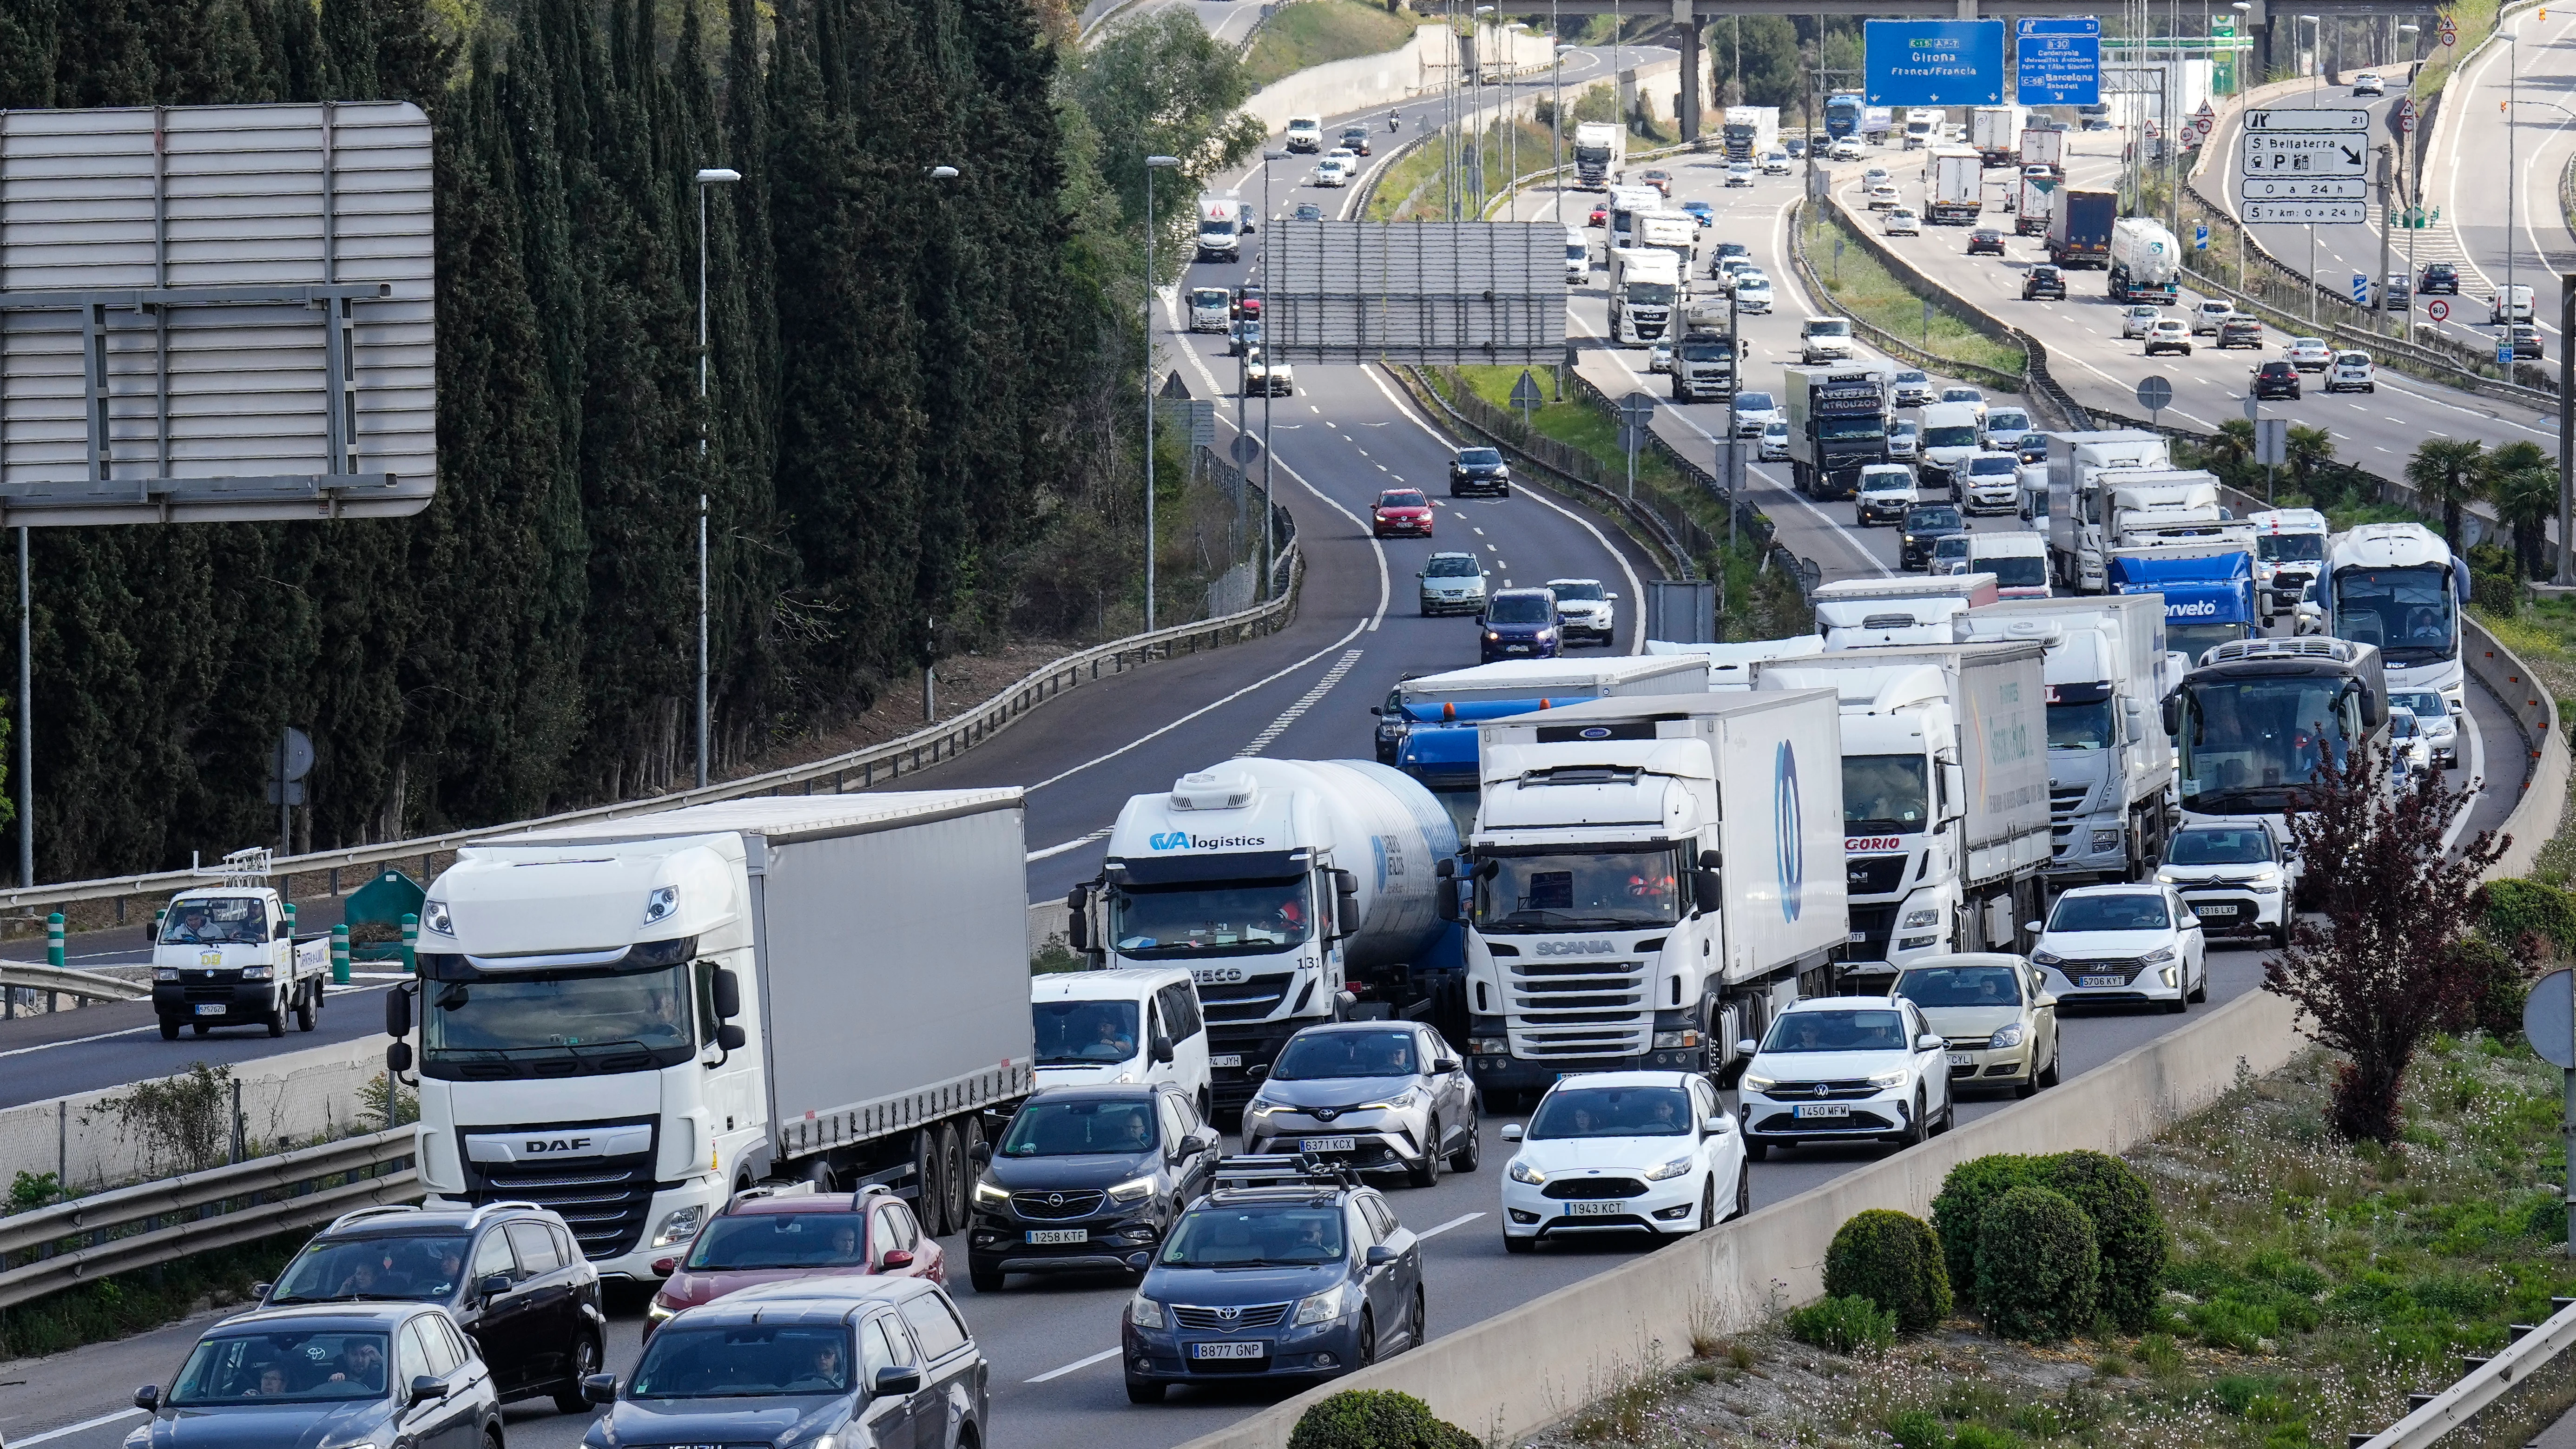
2325, 521, 2469, 718
393, 794, 1034, 1284
1455, 690, 1850, 1093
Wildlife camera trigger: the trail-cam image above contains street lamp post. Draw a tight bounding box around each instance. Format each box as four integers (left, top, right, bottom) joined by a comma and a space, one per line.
1144, 155, 1181, 634
1261, 149, 1289, 600
691, 165, 739, 790
1477, 5, 1496, 217
2506, 32, 2520, 359
1555, 40, 1574, 217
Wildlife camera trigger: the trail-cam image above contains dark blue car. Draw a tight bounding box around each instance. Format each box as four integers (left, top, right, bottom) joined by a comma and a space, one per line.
129, 1302, 503, 1449
1120, 1159, 1424, 1402
1478, 587, 1560, 663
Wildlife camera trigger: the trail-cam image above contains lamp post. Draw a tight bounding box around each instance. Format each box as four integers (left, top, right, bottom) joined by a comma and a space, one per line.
2505, 31, 2521, 357
691, 165, 739, 790
1555, 41, 1574, 217
1144, 155, 1181, 633
1260, 149, 1289, 600
1476, 5, 1496, 216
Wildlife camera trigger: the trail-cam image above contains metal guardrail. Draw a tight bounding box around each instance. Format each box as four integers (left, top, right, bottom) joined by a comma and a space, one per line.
0, 1126, 416, 1311
0, 551, 1305, 918
2352, 1297, 2576, 1448
0, 960, 150, 1005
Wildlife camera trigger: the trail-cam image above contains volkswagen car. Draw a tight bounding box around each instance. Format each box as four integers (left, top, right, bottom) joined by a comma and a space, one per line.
1894, 955, 2060, 1098
965, 1084, 1219, 1291
1734, 996, 1955, 1157
646, 1185, 942, 1339
2156, 824, 2295, 946
2027, 885, 2207, 1012
1478, 588, 1560, 662
1370, 489, 1433, 538
2252, 359, 2302, 400
1241, 1021, 1480, 1186
1497, 1072, 1746, 1252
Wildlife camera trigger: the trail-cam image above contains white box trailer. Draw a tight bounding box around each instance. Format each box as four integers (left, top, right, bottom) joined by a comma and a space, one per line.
1925, 146, 1985, 224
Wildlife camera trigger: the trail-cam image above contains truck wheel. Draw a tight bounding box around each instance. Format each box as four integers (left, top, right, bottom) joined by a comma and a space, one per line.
911, 1128, 945, 1236
938, 1120, 970, 1233
296, 984, 316, 1032
266, 994, 286, 1037
158, 1016, 181, 1041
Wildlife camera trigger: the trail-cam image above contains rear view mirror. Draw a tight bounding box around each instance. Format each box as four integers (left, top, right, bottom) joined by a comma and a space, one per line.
581, 1374, 619, 1406
479, 1273, 513, 1300
1151, 1033, 1175, 1065
2023, 921, 2043, 935
1500, 1124, 1524, 1142
407, 1375, 450, 1408
1735, 1039, 1758, 1057
133, 1386, 161, 1412
385, 1040, 413, 1076
1915, 1033, 1945, 1052
1365, 1245, 1399, 1266
711, 968, 742, 1021
1705, 1115, 1736, 1133
874, 1367, 923, 1397
880, 1250, 915, 1270
969, 1142, 993, 1167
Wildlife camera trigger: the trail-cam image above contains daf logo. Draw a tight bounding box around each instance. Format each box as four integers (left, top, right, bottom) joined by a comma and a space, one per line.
1535, 939, 1614, 956
524, 1136, 593, 1154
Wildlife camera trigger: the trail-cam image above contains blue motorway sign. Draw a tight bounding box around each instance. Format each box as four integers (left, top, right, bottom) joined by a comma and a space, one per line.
2014, 17, 2101, 106
1865, 19, 2006, 107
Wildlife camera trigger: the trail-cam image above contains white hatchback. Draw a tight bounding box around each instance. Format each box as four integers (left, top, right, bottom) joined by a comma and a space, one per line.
2325, 350, 2377, 393
2027, 885, 2207, 1013
1499, 1072, 1746, 1251
1735, 996, 1955, 1156
1885, 207, 1921, 236
2390, 688, 2458, 765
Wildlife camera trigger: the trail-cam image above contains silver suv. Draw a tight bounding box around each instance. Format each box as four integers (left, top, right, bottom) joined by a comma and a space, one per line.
1242, 1021, 1481, 1187
1417, 552, 1490, 616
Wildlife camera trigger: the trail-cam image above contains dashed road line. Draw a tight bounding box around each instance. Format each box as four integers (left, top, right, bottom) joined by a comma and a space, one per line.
1239, 648, 1367, 757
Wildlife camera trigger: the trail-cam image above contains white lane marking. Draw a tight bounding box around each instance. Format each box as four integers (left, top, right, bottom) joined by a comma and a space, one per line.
2444, 693, 2489, 855
1026, 1345, 1124, 1384
1239, 648, 1367, 757
1416, 1211, 1485, 1240
16, 1410, 147, 1447
1028, 827, 1114, 862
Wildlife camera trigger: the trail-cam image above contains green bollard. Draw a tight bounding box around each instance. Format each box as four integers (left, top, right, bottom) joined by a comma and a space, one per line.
331, 923, 350, 984
46, 912, 63, 969
401, 912, 419, 975
284, 901, 297, 940
152, 908, 165, 942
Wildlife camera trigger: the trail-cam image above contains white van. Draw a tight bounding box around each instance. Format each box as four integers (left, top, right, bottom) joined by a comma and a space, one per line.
1965, 531, 2050, 599
2493, 284, 2534, 323
1030, 968, 1213, 1116
1189, 286, 1232, 333
1285, 117, 1324, 153
1564, 227, 1590, 283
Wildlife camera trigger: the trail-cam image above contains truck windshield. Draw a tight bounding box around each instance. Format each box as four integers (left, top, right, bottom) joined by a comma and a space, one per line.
1679, 342, 1731, 361
1844, 756, 1930, 834
1470, 849, 1683, 931
1624, 282, 1675, 305
1980, 555, 2046, 589
1817, 416, 1885, 441
162, 896, 268, 944
2332, 566, 2455, 664
1199, 219, 1231, 236
2256, 533, 2325, 563
1032, 998, 1142, 1066
2168, 620, 2246, 663
419, 961, 699, 1074
268, 1235, 470, 1304
1111, 879, 1313, 956
2048, 698, 2114, 750
2176, 675, 2365, 815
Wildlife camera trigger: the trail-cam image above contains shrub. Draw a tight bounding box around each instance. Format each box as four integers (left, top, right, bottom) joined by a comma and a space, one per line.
1288, 1390, 1481, 1449
1930, 1154, 2041, 1305
2451, 934, 2536, 1039
1974, 1185, 2101, 1342
1785, 1293, 1897, 1355
2484, 878, 2576, 953
1884, 1409, 1949, 1449
1950, 1427, 2024, 1449
1823, 1209, 1954, 1334
2038, 1150, 2168, 1333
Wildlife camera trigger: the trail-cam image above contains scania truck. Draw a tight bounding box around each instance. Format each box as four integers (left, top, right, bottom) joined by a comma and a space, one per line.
2325, 521, 2470, 718
1722, 105, 1780, 161
1575, 121, 1625, 189
1454, 690, 1850, 1095
1072, 760, 1462, 1113
1782, 363, 1888, 498
392, 793, 1034, 1283
1752, 642, 2052, 967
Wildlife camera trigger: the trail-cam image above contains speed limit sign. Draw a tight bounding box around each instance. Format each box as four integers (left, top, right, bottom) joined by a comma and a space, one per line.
2428, 299, 2451, 322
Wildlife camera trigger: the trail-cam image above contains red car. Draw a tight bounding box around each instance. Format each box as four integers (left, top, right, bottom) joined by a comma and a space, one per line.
1232, 283, 1263, 320
642, 1185, 942, 1341
1639, 168, 1673, 196
1371, 488, 1434, 537
1588, 203, 1608, 227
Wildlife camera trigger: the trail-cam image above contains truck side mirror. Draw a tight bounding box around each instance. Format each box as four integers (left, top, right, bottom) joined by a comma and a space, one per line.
1332, 869, 1361, 941
2160, 692, 2182, 738
1065, 883, 1091, 952
1435, 885, 1461, 924
385, 985, 411, 1039
1435, 858, 1455, 879
716, 1023, 746, 1052
711, 967, 741, 1021
1697, 849, 1721, 869
1694, 870, 1724, 907
386, 1040, 413, 1076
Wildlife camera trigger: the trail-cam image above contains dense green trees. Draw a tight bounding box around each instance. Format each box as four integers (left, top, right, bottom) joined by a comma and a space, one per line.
0, 0, 1203, 879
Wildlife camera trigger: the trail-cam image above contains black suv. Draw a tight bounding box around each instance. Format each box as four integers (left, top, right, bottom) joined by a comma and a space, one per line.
2251, 359, 2302, 400
2021, 265, 2064, 300
2216, 317, 2263, 349
1448, 447, 1511, 497
965, 1084, 1221, 1292
1898, 503, 1967, 570
256, 1201, 604, 1412
1339, 126, 1373, 157
2418, 262, 2459, 295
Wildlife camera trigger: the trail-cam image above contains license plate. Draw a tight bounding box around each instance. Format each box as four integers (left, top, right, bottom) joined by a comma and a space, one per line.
1947, 1052, 1974, 1067
1848, 931, 1868, 944
194, 1003, 227, 1016
2078, 975, 2126, 988
1302, 1136, 1357, 1153
1025, 1229, 1087, 1245
1565, 1200, 1631, 1216
1209, 1054, 1244, 1069
1191, 1341, 1268, 1360
1794, 1103, 1851, 1119
2194, 903, 2238, 916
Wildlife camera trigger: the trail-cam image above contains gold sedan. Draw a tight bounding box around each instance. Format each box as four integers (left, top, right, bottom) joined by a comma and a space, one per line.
1892, 954, 2061, 1099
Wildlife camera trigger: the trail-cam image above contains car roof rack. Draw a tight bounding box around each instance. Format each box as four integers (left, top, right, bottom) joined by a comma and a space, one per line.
325, 1203, 422, 1232
731, 1182, 822, 1207
1212, 1153, 1362, 1191
465, 1199, 543, 1230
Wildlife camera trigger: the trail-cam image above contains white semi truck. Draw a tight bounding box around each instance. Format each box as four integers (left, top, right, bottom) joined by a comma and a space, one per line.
1454, 690, 1850, 1095
1071, 759, 1461, 1114
2019, 125, 2065, 177
1925, 146, 1985, 224
2248, 507, 2331, 615
1969, 105, 2025, 165
1574, 121, 1626, 189
2014, 177, 2054, 236
1958, 595, 2177, 885
150, 848, 333, 1040
1812, 573, 2000, 648
1722, 105, 1781, 161
2042, 430, 2173, 592
1609, 246, 1681, 346
2325, 521, 2470, 716
391, 794, 1034, 1283
2058, 471, 2253, 593
1753, 641, 2052, 968
2108, 216, 2181, 303
1635, 210, 1699, 273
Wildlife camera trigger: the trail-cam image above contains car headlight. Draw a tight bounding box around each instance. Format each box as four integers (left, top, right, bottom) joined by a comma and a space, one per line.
974, 1181, 1011, 1209
1866, 1069, 1909, 1088
1508, 1159, 1547, 1186
154, 967, 179, 981
1739, 1071, 1776, 1093
2030, 949, 2063, 967
1354, 1087, 1423, 1112
1987, 1023, 2026, 1049
1107, 1174, 1157, 1205
1294, 1282, 1361, 1327
1245, 1100, 1279, 1119
2248, 868, 2282, 890
1642, 1156, 1695, 1182
1129, 1292, 1166, 1330
650, 1204, 705, 1250
2155, 869, 2180, 884
1484, 631, 1501, 642
2140, 946, 2178, 967
646, 1299, 679, 1323
241, 964, 274, 981
1901, 908, 1940, 929
422, 898, 453, 935
1469, 1037, 1508, 1054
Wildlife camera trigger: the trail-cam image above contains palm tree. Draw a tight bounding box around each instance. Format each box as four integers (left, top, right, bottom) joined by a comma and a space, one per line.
2284, 425, 2335, 502
2205, 417, 2254, 486
2406, 437, 2488, 551
2490, 462, 2560, 581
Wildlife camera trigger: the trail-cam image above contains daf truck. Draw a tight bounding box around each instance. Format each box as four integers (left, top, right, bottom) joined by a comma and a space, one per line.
2325, 522, 2470, 717
1958, 596, 2176, 884
1722, 105, 1780, 161
1782, 364, 1888, 499
1812, 573, 2001, 649
1072, 760, 1462, 1113
1609, 246, 1681, 346
1925, 147, 1985, 224
2046, 189, 2116, 268
1575, 121, 1625, 189
1454, 690, 1850, 1094
1753, 642, 2052, 967
391, 794, 1034, 1283
2108, 217, 2181, 303
2167, 637, 2390, 832
2042, 430, 2174, 592
151, 848, 333, 1040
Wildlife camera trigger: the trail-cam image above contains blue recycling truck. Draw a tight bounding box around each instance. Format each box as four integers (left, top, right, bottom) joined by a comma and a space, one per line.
2108, 547, 2257, 666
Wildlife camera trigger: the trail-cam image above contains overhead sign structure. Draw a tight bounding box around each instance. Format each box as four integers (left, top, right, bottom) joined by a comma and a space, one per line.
2015, 18, 2101, 106
1864, 19, 2006, 107
1264, 221, 1568, 365
0, 102, 437, 526
2243, 131, 2370, 178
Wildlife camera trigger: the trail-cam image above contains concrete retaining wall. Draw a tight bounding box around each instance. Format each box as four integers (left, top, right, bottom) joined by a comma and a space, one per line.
2465, 616, 2570, 881
1173, 986, 2305, 1449
1241, 24, 1558, 135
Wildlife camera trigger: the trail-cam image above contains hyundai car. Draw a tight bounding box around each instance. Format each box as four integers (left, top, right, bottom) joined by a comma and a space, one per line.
2155, 824, 2295, 946
965, 1084, 1219, 1291
1449, 447, 1511, 497
1498, 1072, 1746, 1252
1242, 1021, 1480, 1187
1894, 955, 2060, 1098
1734, 996, 1955, 1157
1370, 489, 1433, 538
2027, 885, 2207, 1012
1478, 588, 1560, 661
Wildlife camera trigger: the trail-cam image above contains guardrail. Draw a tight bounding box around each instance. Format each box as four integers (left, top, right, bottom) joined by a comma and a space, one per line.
0, 544, 1304, 919
0, 960, 150, 1007
2351, 1297, 2576, 1449
0, 1126, 416, 1312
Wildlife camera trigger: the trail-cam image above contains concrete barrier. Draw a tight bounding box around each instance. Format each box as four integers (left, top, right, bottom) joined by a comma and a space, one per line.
1173, 986, 2304, 1449
1240, 24, 1558, 136
2464, 616, 2569, 882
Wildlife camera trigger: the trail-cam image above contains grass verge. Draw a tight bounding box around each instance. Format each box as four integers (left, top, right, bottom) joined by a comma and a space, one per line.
0, 1227, 308, 1361
1367, 117, 1562, 223
1799, 210, 2028, 381
2414, 0, 2507, 99
1244, 0, 1422, 89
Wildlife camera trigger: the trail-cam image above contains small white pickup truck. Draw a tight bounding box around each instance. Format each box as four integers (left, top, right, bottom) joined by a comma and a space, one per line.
150, 850, 331, 1040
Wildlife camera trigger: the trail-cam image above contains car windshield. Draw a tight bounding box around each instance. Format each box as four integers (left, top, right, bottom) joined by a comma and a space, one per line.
2293, 338, 2323, 349
1895, 371, 1926, 385
1471, 848, 1685, 930
1550, 580, 1606, 601
2049, 893, 2170, 931
2392, 711, 2419, 738
1967, 457, 2017, 476
1906, 507, 1962, 530
997, 1097, 1158, 1156
2048, 697, 2114, 750
2393, 690, 2448, 719
1111, 878, 1313, 958
1935, 537, 1970, 561
1944, 390, 1982, 403
2167, 828, 2272, 865
1378, 492, 1426, 509
1845, 754, 1930, 834
1763, 1009, 1907, 1053
1272, 1029, 1416, 1080
1161, 1204, 1346, 1267
1032, 998, 1142, 1066
1922, 425, 1979, 449
1457, 448, 1502, 467
269, 1235, 472, 1304
1486, 594, 1553, 624
2256, 533, 2325, 563
630, 1324, 853, 1399
1680, 341, 1731, 360
2337, 353, 2369, 366
685, 1211, 870, 1269
1987, 411, 2029, 431
1897, 965, 2023, 1008
1425, 555, 1480, 578
1807, 321, 1850, 338
1736, 392, 1773, 412
420, 960, 698, 1073
1891, 422, 1918, 438
1863, 472, 1911, 492
1527, 1085, 1694, 1138
169, 1330, 394, 1405
160, 896, 269, 944
2260, 362, 2293, 376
